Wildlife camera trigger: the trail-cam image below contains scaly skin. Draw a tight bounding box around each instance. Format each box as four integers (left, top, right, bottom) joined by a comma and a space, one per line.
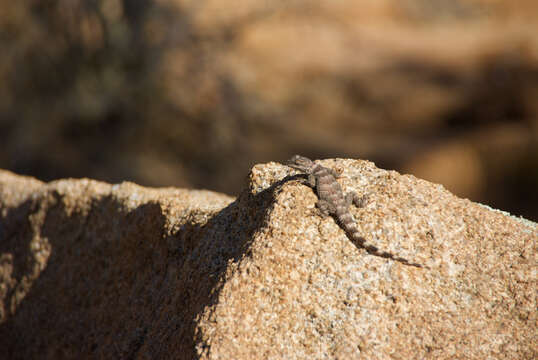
287, 155, 422, 268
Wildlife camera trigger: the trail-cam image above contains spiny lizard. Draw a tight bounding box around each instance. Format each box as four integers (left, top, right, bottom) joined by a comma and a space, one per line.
286, 155, 422, 268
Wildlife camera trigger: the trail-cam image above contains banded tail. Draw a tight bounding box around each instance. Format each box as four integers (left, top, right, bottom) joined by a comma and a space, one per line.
338, 213, 423, 268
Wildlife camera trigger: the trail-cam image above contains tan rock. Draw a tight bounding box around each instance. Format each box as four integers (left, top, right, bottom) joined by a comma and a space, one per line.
0, 159, 536, 359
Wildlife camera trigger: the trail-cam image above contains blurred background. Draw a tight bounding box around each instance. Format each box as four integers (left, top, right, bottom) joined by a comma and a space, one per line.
0, 0, 537, 220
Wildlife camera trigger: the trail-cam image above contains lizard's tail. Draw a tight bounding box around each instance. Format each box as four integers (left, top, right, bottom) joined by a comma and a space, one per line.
342, 220, 423, 268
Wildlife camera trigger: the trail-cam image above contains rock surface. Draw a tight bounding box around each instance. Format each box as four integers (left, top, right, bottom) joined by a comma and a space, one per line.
0, 159, 536, 359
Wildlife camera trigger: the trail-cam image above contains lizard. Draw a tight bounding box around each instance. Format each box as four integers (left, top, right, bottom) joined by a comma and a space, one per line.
286, 155, 422, 268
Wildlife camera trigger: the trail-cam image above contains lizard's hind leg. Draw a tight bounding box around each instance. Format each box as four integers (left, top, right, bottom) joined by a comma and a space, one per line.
346, 192, 368, 208
316, 199, 335, 218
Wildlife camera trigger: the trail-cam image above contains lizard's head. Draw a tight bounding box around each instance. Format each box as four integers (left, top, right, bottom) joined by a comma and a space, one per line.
286, 155, 314, 172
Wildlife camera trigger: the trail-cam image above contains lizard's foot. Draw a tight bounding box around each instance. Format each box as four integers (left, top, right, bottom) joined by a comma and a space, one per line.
346, 193, 369, 208
354, 194, 369, 208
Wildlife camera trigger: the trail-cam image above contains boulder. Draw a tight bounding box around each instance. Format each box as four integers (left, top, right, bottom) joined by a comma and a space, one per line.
0, 159, 535, 359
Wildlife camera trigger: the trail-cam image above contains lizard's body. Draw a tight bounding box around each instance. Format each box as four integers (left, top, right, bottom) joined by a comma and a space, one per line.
287, 155, 422, 268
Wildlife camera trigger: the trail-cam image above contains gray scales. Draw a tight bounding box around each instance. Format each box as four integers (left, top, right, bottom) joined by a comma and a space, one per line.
286, 155, 423, 268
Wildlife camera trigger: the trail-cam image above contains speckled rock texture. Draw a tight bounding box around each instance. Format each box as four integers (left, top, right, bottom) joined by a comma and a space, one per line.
0, 159, 536, 359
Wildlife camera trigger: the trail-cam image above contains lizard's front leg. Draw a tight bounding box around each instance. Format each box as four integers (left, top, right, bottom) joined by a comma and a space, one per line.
296, 173, 316, 188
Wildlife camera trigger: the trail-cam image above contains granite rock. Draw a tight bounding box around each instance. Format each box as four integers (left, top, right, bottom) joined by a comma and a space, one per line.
0, 159, 536, 359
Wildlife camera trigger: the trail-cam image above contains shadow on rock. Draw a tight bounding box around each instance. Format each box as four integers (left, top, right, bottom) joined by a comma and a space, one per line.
0, 180, 285, 359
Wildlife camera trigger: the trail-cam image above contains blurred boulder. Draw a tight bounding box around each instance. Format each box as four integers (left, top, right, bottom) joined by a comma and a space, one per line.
0, 0, 537, 219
